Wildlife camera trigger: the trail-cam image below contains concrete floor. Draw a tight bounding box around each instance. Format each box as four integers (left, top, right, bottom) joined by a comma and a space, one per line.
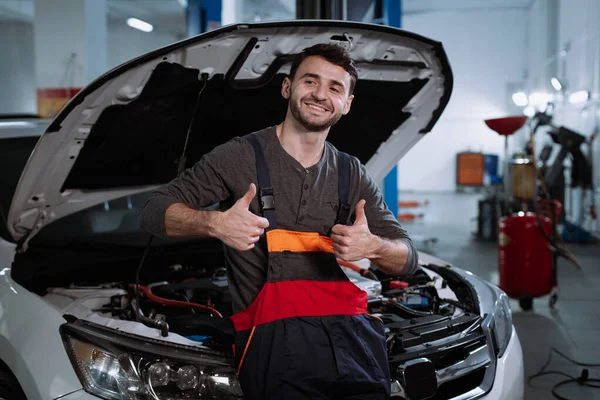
400, 191, 600, 400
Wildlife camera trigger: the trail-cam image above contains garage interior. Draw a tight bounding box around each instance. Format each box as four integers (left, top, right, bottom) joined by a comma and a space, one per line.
0, 0, 599, 400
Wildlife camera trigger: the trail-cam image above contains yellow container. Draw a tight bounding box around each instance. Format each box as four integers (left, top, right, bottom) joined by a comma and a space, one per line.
510, 158, 536, 201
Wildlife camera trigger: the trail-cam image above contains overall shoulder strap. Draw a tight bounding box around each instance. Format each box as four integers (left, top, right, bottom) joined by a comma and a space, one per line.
336, 151, 351, 226
245, 134, 277, 230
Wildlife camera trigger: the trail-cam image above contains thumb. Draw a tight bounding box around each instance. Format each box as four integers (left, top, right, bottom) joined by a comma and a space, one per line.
353, 199, 367, 225
238, 183, 257, 209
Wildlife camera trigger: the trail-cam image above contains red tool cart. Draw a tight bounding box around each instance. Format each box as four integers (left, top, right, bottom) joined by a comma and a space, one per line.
484, 116, 562, 311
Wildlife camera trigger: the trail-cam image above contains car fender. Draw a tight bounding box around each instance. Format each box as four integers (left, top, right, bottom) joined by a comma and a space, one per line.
0, 252, 82, 400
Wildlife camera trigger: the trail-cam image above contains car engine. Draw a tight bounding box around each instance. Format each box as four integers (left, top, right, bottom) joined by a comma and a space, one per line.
42, 261, 475, 358
40, 258, 491, 399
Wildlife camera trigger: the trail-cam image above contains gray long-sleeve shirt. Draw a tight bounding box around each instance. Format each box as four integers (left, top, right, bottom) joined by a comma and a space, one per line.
139, 126, 417, 313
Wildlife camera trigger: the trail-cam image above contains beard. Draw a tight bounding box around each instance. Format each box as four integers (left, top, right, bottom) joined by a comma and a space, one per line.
289, 95, 344, 132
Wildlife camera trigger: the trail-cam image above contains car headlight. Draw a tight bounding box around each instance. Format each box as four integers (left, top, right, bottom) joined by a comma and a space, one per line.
60, 321, 242, 399
490, 289, 513, 358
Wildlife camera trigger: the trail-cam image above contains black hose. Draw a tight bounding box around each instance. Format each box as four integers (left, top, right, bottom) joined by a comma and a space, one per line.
134, 234, 154, 322
529, 130, 581, 269
133, 235, 170, 337
390, 300, 433, 317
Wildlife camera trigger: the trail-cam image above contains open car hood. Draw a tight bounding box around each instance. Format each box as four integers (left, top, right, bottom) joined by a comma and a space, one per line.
7, 20, 452, 246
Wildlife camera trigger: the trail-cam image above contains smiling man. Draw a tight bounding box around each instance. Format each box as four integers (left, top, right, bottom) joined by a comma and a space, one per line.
140, 43, 418, 399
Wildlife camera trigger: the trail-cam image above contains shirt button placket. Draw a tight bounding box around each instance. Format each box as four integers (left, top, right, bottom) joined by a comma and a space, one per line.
299, 169, 311, 224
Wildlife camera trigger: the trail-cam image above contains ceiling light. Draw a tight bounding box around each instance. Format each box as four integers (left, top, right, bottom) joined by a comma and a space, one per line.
512, 92, 528, 107
126, 17, 153, 33
177, 0, 188, 7
0, 121, 36, 128
569, 90, 590, 104
523, 106, 536, 117
551, 77, 563, 91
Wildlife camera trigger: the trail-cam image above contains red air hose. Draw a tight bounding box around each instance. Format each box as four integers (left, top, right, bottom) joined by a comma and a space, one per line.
337, 259, 363, 273
130, 284, 223, 318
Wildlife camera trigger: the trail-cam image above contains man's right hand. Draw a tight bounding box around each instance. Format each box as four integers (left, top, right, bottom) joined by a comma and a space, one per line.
216, 183, 270, 251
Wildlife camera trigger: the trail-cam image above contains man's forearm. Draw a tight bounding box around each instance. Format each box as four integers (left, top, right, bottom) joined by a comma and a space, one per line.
164, 203, 222, 238
366, 236, 411, 275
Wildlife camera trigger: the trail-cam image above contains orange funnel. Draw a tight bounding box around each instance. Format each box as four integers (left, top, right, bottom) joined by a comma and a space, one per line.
484, 116, 528, 136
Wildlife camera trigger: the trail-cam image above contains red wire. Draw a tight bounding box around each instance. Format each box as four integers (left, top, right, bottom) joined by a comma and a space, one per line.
131, 284, 223, 318
337, 259, 364, 274
135, 261, 366, 319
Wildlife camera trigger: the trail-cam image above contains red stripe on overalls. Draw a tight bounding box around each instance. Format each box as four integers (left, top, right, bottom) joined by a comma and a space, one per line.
230, 229, 368, 332
231, 280, 368, 331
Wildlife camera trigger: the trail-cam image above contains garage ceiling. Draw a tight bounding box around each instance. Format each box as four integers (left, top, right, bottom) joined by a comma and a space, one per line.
0, 0, 298, 36
0, 0, 187, 35
0, 0, 536, 32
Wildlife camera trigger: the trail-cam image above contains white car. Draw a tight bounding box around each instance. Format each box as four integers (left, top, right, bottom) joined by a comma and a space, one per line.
0, 21, 524, 400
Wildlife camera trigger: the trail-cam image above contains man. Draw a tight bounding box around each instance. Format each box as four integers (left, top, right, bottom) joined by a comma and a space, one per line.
139, 43, 417, 399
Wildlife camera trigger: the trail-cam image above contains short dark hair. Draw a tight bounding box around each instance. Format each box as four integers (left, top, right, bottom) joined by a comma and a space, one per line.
289, 43, 358, 94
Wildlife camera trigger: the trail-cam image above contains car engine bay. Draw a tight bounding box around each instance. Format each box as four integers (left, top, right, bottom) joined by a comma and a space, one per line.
16, 237, 490, 399
41, 259, 479, 359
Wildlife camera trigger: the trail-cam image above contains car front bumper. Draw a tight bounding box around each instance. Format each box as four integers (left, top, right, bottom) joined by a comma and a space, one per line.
58, 329, 525, 400
481, 326, 524, 400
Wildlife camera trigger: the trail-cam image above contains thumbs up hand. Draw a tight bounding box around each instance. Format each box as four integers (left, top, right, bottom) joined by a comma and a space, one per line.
331, 200, 376, 262
216, 183, 270, 251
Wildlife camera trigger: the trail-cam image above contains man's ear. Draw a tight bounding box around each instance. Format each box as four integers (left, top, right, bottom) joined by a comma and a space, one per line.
281, 77, 291, 99
342, 94, 354, 115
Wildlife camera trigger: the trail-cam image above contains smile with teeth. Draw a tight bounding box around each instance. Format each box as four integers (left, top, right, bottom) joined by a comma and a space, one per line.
306, 103, 329, 113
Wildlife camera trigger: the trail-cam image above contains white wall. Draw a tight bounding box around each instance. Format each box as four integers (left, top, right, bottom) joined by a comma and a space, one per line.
0, 22, 36, 114
399, 7, 529, 192
523, 0, 600, 228
34, 0, 96, 89
0, 17, 180, 115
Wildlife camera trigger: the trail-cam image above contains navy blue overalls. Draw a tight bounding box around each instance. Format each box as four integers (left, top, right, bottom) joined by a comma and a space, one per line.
231, 134, 391, 399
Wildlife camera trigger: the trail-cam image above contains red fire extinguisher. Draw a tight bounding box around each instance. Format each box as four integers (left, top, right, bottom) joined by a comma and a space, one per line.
498, 200, 561, 311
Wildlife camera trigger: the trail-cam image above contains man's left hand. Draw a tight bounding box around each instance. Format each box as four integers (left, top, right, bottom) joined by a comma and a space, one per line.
331, 199, 378, 262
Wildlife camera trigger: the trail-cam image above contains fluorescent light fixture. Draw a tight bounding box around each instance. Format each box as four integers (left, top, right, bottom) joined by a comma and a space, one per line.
551, 77, 563, 91
523, 106, 536, 117
126, 17, 153, 33
528, 92, 553, 107
512, 92, 529, 107
569, 90, 590, 104
0, 121, 36, 128
177, 0, 188, 7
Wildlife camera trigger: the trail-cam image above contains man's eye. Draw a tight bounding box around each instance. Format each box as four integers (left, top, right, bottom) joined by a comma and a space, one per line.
305, 80, 314, 84
331, 87, 340, 93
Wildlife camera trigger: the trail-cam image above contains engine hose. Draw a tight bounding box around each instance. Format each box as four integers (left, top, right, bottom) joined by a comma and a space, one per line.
337, 259, 380, 281
390, 300, 433, 317
130, 298, 170, 337
130, 284, 223, 318
368, 296, 432, 317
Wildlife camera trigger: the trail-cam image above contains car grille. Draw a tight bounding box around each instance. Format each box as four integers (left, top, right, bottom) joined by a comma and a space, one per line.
384, 312, 495, 400
432, 368, 487, 400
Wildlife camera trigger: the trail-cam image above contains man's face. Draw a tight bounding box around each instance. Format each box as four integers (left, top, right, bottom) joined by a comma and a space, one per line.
282, 55, 354, 132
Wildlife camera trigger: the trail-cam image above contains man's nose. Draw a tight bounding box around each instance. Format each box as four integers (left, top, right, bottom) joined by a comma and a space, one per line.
312, 85, 327, 100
